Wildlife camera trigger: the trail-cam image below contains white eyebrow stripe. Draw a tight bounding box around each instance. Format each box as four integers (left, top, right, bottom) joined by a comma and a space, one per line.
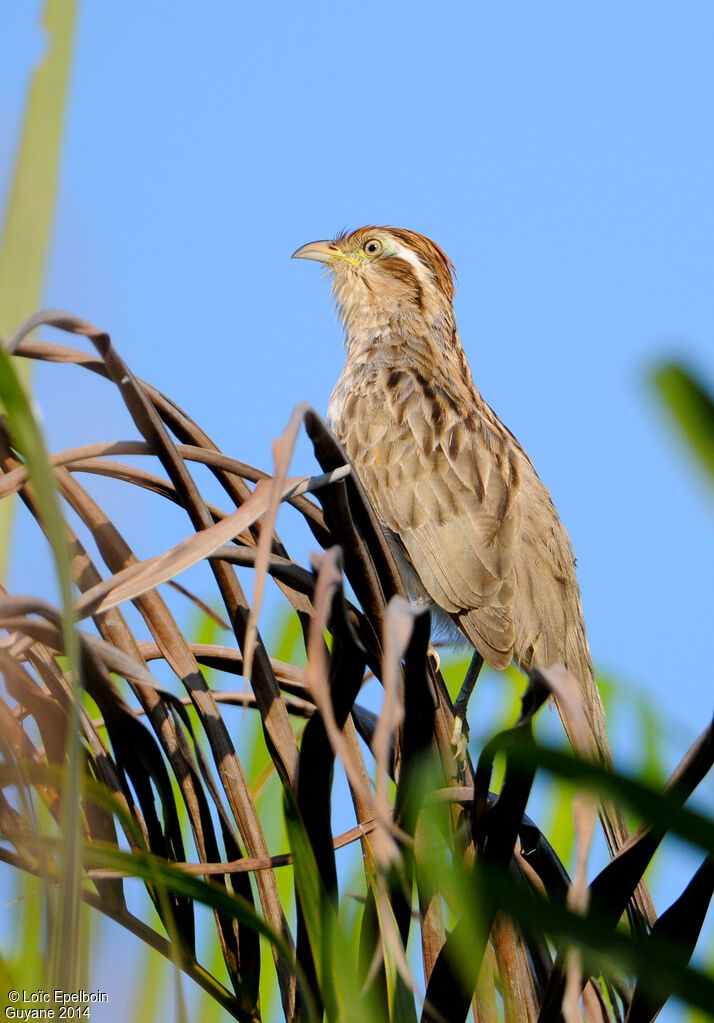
389, 241, 431, 281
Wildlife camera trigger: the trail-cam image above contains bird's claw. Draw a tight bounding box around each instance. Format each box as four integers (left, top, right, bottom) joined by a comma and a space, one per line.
427, 645, 441, 673
450, 714, 469, 764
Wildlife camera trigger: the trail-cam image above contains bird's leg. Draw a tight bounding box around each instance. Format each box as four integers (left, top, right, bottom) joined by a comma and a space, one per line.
451, 650, 485, 756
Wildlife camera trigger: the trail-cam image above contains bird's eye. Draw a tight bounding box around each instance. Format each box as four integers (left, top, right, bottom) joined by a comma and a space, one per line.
363, 238, 383, 256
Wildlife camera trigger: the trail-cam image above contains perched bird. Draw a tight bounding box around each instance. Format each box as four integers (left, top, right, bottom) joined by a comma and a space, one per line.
293, 226, 653, 925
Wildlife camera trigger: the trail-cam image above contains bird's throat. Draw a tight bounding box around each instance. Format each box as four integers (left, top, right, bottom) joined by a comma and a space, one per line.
328, 314, 475, 434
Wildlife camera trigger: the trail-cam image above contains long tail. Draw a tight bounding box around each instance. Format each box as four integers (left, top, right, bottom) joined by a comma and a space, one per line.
554, 654, 657, 933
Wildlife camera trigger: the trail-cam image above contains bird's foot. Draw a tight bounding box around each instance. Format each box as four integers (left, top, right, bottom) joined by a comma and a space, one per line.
427, 645, 441, 674
450, 713, 470, 765
448, 649, 484, 767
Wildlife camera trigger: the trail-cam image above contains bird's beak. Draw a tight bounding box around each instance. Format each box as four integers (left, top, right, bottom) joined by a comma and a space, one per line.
292, 240, 361, 266
291, 240, 338, 263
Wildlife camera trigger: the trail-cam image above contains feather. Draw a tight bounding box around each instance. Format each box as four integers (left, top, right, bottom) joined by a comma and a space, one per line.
314, 224, 656, 927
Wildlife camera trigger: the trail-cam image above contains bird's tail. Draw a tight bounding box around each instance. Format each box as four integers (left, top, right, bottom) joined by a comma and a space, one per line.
551, 653, 657, 933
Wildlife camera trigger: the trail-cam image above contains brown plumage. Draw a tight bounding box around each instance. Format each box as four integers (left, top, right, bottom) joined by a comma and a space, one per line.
293, 226, 654, 926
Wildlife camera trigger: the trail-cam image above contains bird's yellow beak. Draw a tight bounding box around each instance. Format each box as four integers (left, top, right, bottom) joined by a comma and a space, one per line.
292, 240, 361, 266
291, 240, 338, 263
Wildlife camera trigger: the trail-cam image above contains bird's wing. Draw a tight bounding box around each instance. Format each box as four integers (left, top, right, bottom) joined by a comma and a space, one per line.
349, 379, 524, 668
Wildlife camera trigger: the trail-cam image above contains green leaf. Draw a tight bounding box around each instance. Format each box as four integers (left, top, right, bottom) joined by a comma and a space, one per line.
284, 789, 374, 1023
471, 859, 714, 1016
0, 0, 81, 984
0, 0, 79, 574
0, 345, 84, 990
486, 733, 714, 852
650, 361, 714, 484
3, 826, 307, 1022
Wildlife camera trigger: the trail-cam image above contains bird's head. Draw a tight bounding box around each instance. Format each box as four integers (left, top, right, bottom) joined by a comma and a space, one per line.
292, 226, 457, 334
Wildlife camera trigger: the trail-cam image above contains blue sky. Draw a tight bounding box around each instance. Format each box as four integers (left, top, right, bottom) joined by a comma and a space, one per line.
2, 2, 714, 1018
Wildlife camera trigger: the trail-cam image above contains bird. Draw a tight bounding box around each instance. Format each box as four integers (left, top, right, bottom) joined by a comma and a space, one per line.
292, 226, 654, 927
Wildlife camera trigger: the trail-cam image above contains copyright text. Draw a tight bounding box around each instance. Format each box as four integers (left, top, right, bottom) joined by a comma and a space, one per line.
4, 989, 108, 1020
